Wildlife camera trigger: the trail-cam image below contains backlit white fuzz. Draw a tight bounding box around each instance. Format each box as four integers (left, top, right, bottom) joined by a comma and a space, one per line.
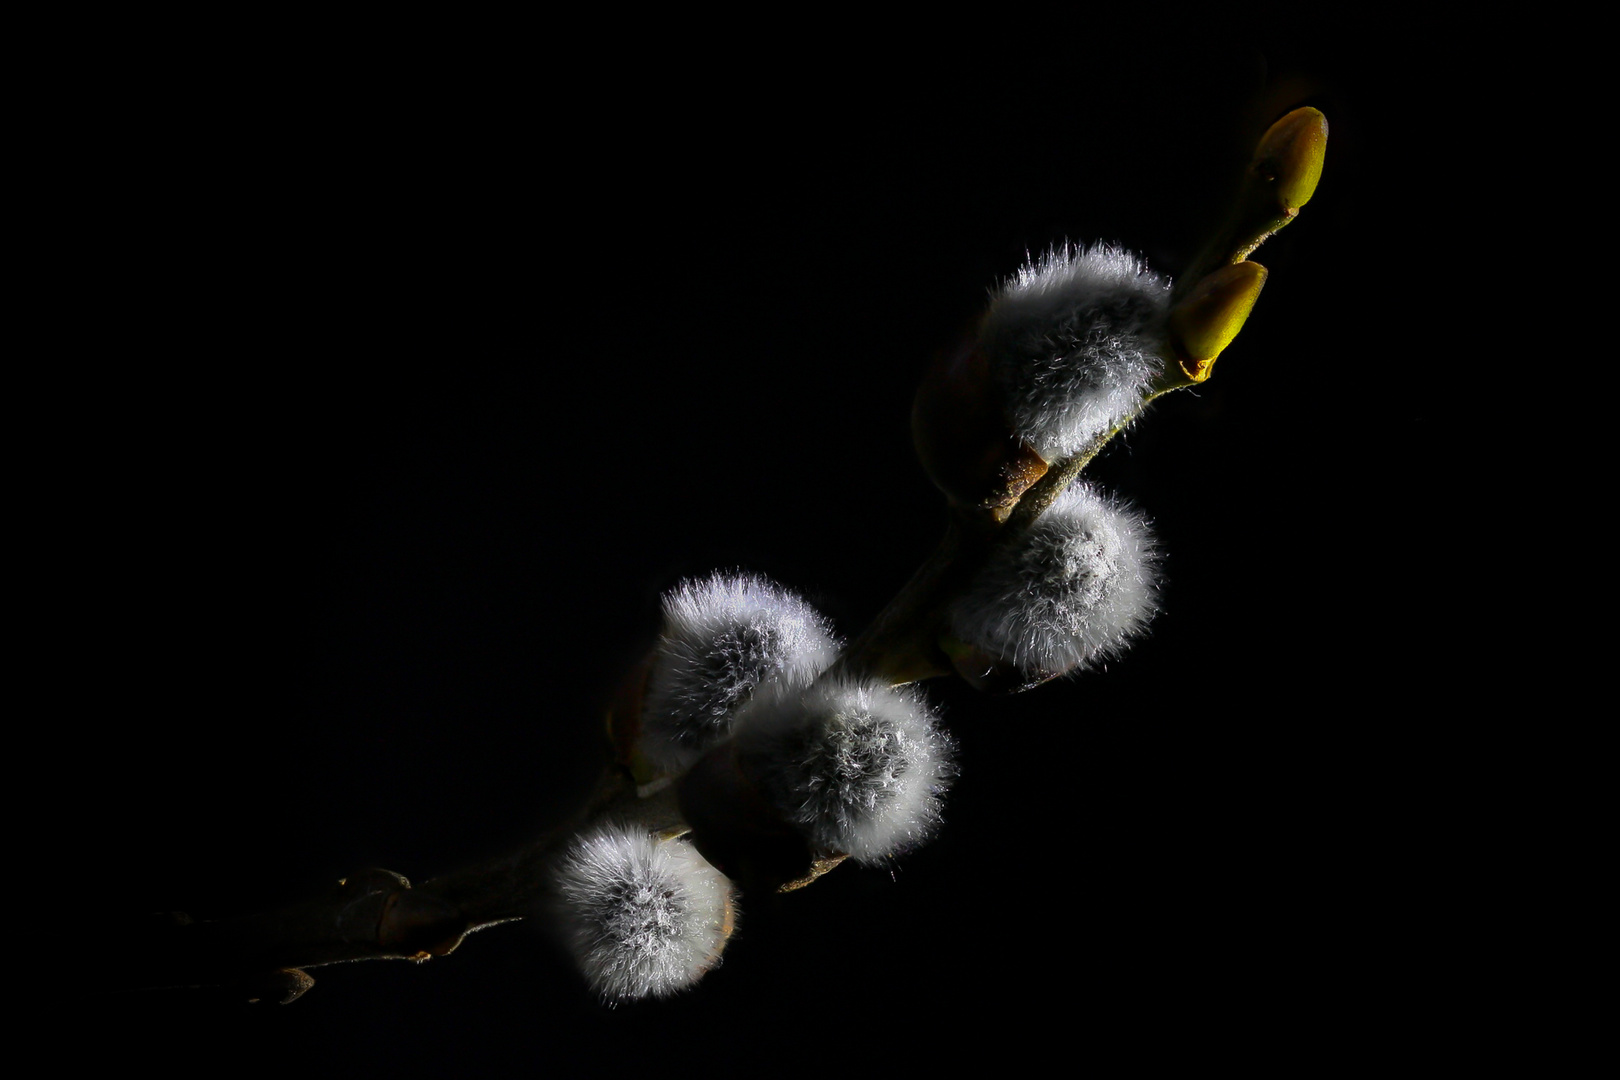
737, 678, 956, 863
553, 823, 736, 1002
642, 572, 840, 773
951, 480, 1161, 678
980, 243, 1171, 462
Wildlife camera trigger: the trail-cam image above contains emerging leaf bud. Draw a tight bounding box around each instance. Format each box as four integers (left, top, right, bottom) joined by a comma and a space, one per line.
1168, 261, 1267, 383
734, 678, 957, 863
551, 823, 738, 1003
1225, 106, 1329, 264
947, 480, 1161, 686
640, 572, 839, 774
1254, 106, 1328, 214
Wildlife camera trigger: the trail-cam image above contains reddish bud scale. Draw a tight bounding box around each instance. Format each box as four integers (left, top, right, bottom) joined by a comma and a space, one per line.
604, 650, 655, 772
675, 741, 816, 892
940, 634, 1060, 694
912, 338, 1048, 515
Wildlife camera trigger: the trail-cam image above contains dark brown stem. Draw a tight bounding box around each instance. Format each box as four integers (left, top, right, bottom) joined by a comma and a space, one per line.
126, 764, 629, 997
421, 766, 630, 927
830, 522, 972, 685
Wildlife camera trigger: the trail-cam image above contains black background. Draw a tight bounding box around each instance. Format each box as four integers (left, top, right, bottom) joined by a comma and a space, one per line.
40, 20, 1466, 1075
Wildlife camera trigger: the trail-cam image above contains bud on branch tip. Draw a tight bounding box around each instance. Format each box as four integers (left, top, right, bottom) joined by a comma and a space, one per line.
1228, 106, 1329, 265
1256, 106, 1327, 216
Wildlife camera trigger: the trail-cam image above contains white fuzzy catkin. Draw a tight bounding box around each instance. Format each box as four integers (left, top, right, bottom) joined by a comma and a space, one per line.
641, 572, 840, 773
950, 480, 1161, 678
552, 823, 736, 1002
980, 243, 1172, 462
737, 678, 956, 863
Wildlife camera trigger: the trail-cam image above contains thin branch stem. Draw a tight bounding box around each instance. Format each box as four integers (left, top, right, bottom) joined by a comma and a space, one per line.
124, 764, 632, 995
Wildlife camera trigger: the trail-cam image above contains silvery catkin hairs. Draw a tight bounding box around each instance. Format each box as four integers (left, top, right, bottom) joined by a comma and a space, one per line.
552, 822, 737, 1003
950, 480, 1161, 679
979, 243, 1172, 462
641, 571, 840, 773
736, 677, 957, 863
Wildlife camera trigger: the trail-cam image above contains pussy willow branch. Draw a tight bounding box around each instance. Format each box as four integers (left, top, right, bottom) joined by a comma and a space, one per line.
129, 107, 1324, 1000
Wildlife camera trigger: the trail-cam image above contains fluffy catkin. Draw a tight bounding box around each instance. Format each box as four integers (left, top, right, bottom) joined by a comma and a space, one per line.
552, 823, 736, 1002
950, 480, 1161, 678
979, 243, 1172, 462
736, 678, 956, 863
641, 572, 840, 773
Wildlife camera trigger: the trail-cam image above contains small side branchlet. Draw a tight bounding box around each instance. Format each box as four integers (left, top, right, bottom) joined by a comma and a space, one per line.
736, 677, 957, 863
641, 572, 840, 774
551, 822, 737, 1003
947, 480, 1161, 685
